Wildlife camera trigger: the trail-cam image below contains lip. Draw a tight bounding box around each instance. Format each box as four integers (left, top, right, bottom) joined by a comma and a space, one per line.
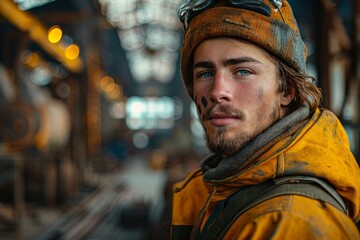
209, 113, 239, 126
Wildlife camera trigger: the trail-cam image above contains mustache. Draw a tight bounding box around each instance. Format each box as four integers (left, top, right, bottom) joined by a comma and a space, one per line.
202, 105, 246, 121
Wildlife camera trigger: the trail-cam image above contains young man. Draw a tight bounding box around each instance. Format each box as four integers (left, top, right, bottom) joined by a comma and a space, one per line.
171, 0, 360, 239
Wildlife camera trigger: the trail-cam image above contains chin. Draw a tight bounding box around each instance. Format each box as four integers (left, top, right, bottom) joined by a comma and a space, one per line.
205, 129, 252, 156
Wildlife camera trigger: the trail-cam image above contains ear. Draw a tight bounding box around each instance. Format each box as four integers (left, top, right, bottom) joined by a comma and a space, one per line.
280, 85, 295, 106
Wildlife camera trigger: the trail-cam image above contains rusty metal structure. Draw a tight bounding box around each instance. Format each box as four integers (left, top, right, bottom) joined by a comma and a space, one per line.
316, 0, 360, 160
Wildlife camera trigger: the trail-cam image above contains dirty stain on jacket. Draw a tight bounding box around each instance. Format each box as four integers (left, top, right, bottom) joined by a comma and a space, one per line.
171, 107, 360, 239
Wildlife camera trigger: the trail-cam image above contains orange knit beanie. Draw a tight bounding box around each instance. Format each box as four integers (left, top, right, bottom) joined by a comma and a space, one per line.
180, 0, 307, 97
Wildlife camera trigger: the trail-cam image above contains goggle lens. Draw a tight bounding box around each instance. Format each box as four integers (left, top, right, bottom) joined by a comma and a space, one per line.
178, 0, 272, 29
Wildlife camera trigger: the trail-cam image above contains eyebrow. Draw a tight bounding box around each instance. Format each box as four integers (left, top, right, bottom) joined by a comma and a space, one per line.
193, 57, 263, 70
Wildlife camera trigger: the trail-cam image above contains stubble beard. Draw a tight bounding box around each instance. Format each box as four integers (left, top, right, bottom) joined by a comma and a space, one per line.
204, 106, 280, 157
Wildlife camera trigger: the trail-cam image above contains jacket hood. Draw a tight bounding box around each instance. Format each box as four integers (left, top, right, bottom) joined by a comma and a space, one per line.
200, 107, 360, 220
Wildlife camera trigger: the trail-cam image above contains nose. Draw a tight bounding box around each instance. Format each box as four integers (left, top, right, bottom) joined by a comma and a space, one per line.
210, 73, 232, 103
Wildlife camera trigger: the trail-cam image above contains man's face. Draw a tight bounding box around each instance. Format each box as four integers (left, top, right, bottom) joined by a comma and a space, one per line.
192, 38, 293, 156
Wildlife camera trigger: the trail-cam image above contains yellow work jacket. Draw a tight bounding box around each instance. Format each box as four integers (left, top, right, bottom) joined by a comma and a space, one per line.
171, 108, 360, 239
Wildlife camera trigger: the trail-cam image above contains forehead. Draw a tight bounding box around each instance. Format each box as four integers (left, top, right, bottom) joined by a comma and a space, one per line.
193, 37, 275, 62
193, 37, 276, 65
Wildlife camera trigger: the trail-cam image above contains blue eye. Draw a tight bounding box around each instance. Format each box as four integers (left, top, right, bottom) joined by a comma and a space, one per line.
236, 69, 251, 76
196, 71, 214, 79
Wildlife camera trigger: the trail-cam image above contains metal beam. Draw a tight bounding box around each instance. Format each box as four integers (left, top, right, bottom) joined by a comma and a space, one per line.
0, 0, 83, 73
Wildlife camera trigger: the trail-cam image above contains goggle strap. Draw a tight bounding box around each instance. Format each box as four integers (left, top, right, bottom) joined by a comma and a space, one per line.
278, 8, 286, 23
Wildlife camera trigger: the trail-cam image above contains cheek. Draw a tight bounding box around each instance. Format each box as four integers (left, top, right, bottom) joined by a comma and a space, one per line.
194, 94, 210, 113
194, 95, 202, 115
255, 86, 280, 109
201, 96, 208, 108
242, 86, 275, 110
257, 87, 264, 100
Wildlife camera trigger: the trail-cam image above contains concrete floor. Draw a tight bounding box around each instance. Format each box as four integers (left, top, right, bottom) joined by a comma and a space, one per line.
0, 155, 168, 240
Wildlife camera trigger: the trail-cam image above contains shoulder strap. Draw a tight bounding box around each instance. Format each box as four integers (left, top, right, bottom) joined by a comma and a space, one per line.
199, 175, 347, 240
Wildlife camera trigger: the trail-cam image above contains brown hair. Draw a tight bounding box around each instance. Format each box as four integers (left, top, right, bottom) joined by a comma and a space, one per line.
276, 59, 322, 114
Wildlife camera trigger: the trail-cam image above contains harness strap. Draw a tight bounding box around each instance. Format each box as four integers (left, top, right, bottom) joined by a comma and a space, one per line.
199, 175, 347, 240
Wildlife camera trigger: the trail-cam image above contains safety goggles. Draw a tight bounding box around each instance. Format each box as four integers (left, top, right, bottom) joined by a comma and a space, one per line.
178, 0, 284, 29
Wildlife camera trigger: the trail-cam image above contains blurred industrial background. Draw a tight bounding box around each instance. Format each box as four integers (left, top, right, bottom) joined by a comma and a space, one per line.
0, 0, 359, 239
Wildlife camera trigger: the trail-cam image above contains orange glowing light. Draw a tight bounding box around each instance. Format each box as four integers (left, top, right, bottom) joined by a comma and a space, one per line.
64, 44, 80, 60
48, 25, 63, 43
